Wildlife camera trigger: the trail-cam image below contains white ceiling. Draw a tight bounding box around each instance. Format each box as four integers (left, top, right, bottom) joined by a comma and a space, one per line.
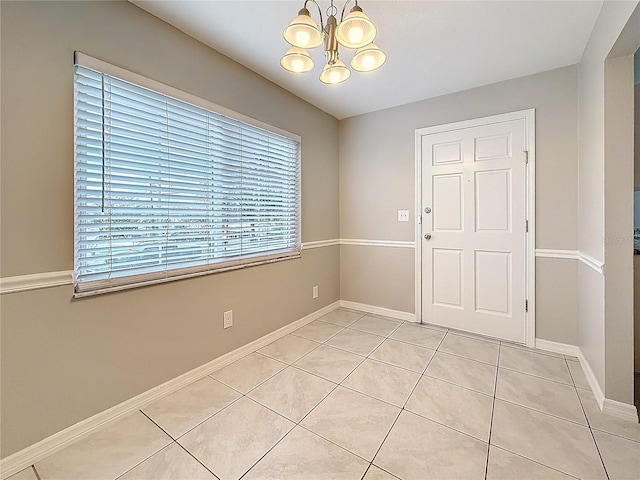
130, 0, 603, 119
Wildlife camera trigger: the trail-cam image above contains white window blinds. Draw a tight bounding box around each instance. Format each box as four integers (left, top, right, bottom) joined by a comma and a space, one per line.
74, 54, 301, 297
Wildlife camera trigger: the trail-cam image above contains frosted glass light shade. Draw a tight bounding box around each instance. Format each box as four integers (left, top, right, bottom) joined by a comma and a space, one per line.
283, 12, 323, 48
351, 43, 386, 72
319, 60, 351, 84
280, 47, 314, 73
335, 9, 376, 48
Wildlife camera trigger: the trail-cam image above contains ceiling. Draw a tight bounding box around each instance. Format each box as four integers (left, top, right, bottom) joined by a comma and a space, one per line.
130, 1, 603, 119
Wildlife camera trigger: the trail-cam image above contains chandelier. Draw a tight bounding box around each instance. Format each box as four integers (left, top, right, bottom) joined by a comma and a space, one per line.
280, 0, 386, 84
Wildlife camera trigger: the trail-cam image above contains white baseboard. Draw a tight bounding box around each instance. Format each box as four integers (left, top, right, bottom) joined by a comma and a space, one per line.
339, 300, 416, 322
534, 338, 581, 357
0, 301, 341, 479
536, 338, 605, 406
603, 398, 639, 421
535, 339, 637, 422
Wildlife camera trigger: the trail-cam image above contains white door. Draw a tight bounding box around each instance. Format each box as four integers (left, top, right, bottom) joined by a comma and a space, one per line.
420, 119, 528, 343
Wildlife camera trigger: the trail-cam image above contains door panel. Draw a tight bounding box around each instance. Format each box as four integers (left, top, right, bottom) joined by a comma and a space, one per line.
475, 250, 511, 315
433, 174, 463, 231
475, 169, 511, 232
475, 133, 512, 161
420, 119, 527, 342
432, 248, 463, 308
432, 141, 463, 165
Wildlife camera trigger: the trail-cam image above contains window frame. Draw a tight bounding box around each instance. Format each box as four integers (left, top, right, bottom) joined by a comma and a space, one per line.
73, 53, 302, 297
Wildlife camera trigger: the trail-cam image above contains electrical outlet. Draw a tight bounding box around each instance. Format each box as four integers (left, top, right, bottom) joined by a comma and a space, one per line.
397, 210, 410, 222
312, 285, 319, 298
223, 310, 233, 329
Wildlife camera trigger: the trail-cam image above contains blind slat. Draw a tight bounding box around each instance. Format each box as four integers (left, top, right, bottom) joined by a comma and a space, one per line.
74, 62, 301, 296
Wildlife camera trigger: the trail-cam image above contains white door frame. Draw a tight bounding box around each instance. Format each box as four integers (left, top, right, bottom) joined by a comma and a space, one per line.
414, 109, 536, 347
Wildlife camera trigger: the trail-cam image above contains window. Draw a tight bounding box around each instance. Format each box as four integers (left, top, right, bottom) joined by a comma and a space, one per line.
73, 54, 301, 297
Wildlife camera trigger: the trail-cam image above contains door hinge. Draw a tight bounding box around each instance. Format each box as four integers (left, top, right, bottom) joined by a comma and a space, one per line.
525, 220, 529, 232
525, 300, 528, 312
418, 214, 422, 225
524, 151, 529, 164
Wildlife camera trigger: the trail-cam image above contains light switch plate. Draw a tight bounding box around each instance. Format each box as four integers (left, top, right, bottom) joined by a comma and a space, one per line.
223, 310, 233, 329
398, 210, 410, 222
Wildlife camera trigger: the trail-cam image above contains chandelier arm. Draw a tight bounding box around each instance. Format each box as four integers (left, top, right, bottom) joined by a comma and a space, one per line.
339, 0, 356, 22
303, 0, 325, 32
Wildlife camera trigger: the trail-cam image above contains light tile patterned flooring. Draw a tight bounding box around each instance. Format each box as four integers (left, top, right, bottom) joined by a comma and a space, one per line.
9, 309, 640, 480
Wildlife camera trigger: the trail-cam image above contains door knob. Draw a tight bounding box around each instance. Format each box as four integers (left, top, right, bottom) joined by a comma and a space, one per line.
424, 233, 432, 240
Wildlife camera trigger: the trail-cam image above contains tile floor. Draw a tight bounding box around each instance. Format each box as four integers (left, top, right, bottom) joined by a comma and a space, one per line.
9, 309, 640, 480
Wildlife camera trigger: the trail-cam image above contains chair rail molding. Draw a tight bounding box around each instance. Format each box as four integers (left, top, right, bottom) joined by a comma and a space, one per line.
0, 271, 73, 295
339, 239, 415, 248
534, 249, 604, 275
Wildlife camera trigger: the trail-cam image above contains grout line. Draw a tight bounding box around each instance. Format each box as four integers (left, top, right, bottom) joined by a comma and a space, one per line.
110, 414, 174, 480
239, 351, 370, 480
489, 445, 583, 480
400, 405, 492, 444
421, 339, 440, 375
445, 329, 501, 345
493, 398, 590, 428
497, 364, 574, 387
289, 321, 347, 344
367, 408, 403, 474
434, 329, 448, 350
586, 419, 611, 479
173, 441, 220, 479
589, 426, 640, 444
236, 381, 339, 479
362, 464, 402, 480
31, 465, 41, 480
291, 354, 367, 385
420, 372, 494, 398
359, 464, 374, 480
212, 362, 287, 397
139, 409, 176, 440
360, 355, 430, 376
377, 332, 443, 350
564, 356, 579, 388
433, 348, 499, 367
358, 344, 434, 478
352, 325, 424, 473
336, 383, 408, 411
574, 376, 611, 479
295, 423, 371, 464
484, 342, 501, 480
160, 394, 245, 442
236, 426, 295, 480
500, 341, 566, 359
368, 344, 435, 373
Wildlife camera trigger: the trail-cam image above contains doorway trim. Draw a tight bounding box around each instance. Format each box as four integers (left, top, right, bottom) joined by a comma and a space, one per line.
414, 109, 536, 346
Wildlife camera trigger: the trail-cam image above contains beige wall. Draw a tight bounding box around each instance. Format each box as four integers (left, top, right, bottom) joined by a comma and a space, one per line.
0, 1, 340, 458
339, 66, 580, 342
536, 257, 579, 345
636, 84, 640, 373
604, 54, 635, 404
634, 84, 640, 189
340, 246, 414, 312
578, 18, 608, 393
578, 0, 638, 404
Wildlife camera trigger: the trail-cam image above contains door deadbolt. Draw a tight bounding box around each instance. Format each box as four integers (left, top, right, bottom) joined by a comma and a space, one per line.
424, 207, 431, 214
424, 233, 432, 240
